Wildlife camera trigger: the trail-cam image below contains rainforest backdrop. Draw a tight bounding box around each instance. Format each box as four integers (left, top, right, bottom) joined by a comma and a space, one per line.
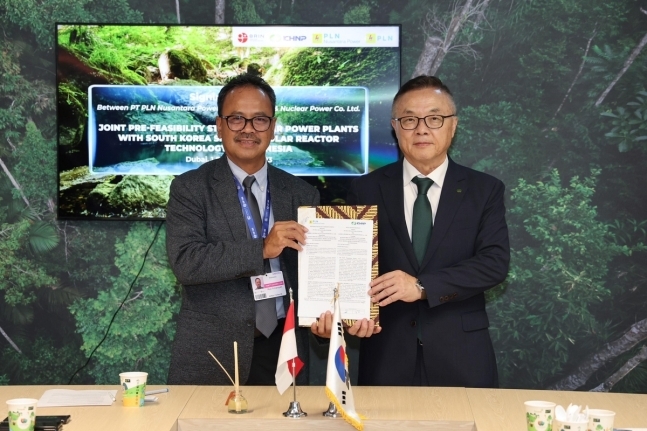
1, 0, 646, 393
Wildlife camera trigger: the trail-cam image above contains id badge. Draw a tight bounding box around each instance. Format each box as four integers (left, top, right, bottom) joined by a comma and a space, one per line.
251, 271, 286, 301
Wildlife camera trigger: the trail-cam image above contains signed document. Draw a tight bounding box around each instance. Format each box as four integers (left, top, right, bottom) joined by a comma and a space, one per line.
297, 205, 379, 326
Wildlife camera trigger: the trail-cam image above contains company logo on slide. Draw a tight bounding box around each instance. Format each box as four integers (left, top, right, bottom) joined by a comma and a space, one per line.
312, 33, 323, 44
284, 35, 307, 42
366, 33, 377, 43
237, 33, 248, 43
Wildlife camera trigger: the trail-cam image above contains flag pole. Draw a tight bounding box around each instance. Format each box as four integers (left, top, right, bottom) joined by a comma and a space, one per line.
292, 358, 296, 402
324, 285, 342, 418
290, 290, 297, 402
282, 287, 307, 418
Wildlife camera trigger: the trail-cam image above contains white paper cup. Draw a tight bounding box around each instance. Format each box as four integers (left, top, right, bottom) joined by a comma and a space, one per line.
554, 418, 588, 431
6, 398, 38, 431
119, 371, 148, 407
587, 409, 615, 431
525, 400, 556, 431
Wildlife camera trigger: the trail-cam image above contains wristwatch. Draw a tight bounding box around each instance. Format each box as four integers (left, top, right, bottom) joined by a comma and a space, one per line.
415, 279, 424, 292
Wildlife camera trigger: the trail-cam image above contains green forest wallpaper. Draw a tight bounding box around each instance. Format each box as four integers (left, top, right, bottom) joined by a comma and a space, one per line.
1, 0, 646, 393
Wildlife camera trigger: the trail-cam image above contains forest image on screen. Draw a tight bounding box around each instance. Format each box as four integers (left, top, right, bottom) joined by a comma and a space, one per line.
56, 25, 400, 220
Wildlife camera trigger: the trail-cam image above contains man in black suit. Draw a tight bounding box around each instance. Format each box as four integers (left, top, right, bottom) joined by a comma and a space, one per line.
166, 74, 319, 385
345, 76, 510, 387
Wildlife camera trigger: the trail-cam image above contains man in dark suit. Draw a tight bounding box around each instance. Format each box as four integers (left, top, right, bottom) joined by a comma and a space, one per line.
345, 76, 510, 387
166, 74, 319, 385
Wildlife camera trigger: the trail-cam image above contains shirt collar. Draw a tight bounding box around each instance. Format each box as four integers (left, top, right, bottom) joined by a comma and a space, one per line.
402, 156, 449, 188
226, 157, 269, 191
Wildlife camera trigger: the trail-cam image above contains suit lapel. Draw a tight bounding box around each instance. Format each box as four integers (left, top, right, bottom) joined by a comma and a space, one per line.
211, 156, 248, 241
268, 166, 293, 310
379, 161, 419, 270
268, 166, 291, 222
421, 158, 467, 268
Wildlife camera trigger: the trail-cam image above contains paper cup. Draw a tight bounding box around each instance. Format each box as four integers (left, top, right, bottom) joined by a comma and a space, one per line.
525, 400, 556, 431
587, 409, 615, 431
554, 419, 588, 431
6, 398, 38, 431
119, 371, 148, 407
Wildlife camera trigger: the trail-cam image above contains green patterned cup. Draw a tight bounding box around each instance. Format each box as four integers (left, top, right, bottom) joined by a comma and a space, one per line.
587, 409, 615, 431
525, 400, 556, 431
119, 371, 148, 407
6, 398, 38, 431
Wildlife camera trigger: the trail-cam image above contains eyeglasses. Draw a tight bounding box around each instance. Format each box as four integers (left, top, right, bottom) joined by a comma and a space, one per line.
393, 114, 456, 130
220, 115, 274, 132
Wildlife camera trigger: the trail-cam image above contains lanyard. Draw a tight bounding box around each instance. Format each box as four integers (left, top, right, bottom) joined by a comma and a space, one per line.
233, 176, 271, 239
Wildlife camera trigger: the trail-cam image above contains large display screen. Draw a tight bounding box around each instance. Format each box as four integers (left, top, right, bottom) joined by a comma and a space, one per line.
56, 24, 401, 219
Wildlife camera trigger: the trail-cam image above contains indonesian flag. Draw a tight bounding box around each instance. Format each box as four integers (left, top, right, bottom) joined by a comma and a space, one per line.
275, 299, 304, 395
325, 293, 364, 430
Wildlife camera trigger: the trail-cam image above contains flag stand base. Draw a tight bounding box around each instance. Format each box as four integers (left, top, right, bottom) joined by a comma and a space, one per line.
322, 401, 339, 417
283, 401, 307, 418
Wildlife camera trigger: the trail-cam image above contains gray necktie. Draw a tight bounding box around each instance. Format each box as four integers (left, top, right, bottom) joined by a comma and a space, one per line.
243, 175, 277, 338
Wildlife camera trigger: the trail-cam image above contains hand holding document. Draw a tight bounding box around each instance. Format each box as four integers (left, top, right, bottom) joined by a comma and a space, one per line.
297, 206, 379, 326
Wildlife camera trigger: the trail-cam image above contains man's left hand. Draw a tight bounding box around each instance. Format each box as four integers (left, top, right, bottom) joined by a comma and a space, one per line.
369, 270, 423, 306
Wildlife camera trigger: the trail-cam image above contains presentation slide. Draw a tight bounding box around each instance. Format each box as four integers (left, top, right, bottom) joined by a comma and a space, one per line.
89, 85, 368, 175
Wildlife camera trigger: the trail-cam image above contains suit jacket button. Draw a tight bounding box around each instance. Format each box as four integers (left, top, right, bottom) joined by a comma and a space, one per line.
410, 320, 416, 327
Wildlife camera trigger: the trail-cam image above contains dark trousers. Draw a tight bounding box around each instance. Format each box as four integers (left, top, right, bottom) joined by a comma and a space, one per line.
246, 318, 285, 385
412, 340, 430, 386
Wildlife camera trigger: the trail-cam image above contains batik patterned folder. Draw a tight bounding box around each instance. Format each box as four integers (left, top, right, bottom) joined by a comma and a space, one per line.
297, 205, 379, 327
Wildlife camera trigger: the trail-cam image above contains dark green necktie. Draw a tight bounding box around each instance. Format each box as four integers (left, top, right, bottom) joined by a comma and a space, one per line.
411, 177, 434, 265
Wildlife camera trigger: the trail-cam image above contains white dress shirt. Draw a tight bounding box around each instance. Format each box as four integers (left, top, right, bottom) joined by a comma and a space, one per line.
402, 156, 449, 240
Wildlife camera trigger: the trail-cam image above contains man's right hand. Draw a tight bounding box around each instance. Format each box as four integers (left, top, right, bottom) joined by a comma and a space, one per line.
263, 221, 308, 259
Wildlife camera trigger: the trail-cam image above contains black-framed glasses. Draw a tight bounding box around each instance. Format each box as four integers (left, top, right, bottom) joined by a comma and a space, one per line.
220, 115, 274, 132
393, 114, 456, 130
